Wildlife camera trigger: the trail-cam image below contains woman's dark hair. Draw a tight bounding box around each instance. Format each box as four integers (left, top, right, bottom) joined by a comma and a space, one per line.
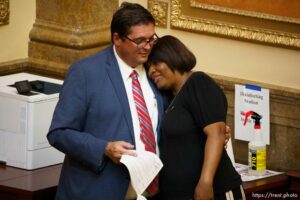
145, 35, 196, 73
111, 2, 155, 43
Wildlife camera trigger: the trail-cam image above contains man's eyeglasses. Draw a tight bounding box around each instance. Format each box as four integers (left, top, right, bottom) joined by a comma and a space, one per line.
124, 34, 159, 49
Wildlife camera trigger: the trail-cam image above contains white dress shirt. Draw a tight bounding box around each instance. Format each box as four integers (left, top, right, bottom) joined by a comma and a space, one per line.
113, 46, 158, 152
113, 46, 159, 199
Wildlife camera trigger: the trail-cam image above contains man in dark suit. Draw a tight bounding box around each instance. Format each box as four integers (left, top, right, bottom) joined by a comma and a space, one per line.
47, 2, 164, 200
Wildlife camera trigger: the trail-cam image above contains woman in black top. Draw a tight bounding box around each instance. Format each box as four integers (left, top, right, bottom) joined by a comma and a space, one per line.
145, 35, 245, 200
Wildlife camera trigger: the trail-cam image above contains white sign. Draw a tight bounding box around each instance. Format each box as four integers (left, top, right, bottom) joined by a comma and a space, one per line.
234, 84, 270, 144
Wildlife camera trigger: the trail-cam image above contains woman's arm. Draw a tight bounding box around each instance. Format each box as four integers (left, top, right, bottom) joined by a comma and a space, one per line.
194, 121, 226, 200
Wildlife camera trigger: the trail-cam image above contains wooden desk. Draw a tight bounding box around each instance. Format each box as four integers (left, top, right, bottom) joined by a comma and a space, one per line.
242, 173, 289, 199
286, 170, 300, 193
0, 164, 61, 200
0, 164, 294, 200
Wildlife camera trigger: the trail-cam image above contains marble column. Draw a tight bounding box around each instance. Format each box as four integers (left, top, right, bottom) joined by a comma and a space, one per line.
28, 0, 118, 77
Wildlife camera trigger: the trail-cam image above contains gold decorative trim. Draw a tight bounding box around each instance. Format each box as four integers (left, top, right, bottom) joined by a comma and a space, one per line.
170, 0, 300, 49
148, 0, 168, 28
190, 0, 300, 25
0, 0, 9, 25
30, 19, 111, 49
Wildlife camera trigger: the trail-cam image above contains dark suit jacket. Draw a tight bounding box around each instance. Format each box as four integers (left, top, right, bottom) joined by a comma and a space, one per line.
47, 46, 165, 200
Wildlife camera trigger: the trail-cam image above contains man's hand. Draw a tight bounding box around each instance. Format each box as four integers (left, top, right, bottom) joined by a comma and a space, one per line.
224, 125, 231, 148
105, 141, 136, 164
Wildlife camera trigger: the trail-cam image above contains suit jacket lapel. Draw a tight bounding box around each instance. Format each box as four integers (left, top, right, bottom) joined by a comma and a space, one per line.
148, 77, 164, 142
104, 46, 165, 145
105, 47, 135, 143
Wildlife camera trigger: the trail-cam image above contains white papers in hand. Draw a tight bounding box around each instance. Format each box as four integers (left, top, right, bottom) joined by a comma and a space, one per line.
137, 194, 147, 200
120, 150, 163, 197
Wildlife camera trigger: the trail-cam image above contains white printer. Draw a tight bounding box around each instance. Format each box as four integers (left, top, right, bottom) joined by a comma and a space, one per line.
0, 73, 64, 170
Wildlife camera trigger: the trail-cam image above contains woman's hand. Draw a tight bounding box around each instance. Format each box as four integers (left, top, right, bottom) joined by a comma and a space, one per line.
195, 122, 226, 200
194, 181, 213, 200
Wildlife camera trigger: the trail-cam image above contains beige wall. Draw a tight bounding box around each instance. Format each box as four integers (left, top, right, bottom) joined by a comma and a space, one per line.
119, 0, 300, 90
161, 29, 300, 90
0, 0, 299, 90
0, 0, 35, 62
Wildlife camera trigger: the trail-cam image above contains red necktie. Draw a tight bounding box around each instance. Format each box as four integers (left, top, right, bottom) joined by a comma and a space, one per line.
130, 70, 159, 195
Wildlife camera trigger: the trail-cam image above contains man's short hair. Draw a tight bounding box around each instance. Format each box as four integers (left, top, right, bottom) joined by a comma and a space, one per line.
111, 2, 155, 43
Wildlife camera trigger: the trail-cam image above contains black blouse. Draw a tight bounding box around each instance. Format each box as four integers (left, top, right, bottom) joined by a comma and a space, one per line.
159, 72, 242, 199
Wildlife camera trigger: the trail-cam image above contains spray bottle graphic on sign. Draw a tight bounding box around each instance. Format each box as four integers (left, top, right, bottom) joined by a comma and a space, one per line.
241, 111, 266, 176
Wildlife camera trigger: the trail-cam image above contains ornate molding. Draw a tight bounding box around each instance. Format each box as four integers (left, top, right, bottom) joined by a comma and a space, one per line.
170, 0, 300, 49
190, 0, 300, 25
0, 0, 9, 25
148, 0, 168, 28
30, 19, 110, 49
